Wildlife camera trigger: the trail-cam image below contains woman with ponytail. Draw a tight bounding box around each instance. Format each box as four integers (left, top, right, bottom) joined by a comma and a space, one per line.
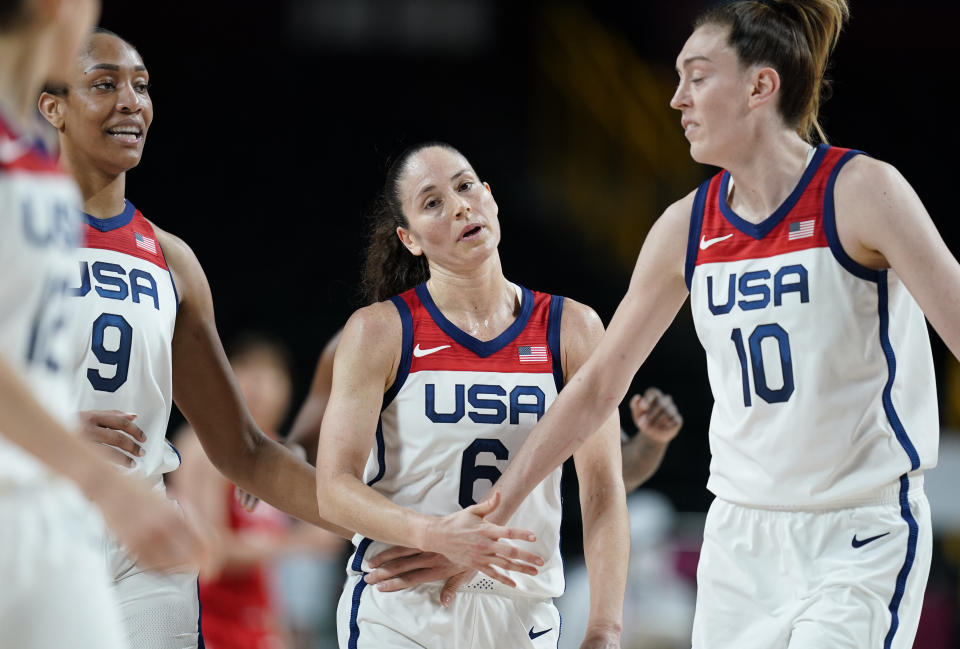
434, 1, 960, 647
315, 142, 630, 649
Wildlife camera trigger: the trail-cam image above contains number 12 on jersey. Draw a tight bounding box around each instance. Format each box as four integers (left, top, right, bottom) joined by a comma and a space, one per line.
730, 324, 795, 406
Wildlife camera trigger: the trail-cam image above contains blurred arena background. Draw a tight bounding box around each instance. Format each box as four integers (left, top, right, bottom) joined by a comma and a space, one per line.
94, 1, 960, 647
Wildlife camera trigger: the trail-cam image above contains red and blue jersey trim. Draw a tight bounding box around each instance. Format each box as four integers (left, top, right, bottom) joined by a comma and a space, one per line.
82, 200, 170, 272
686, 145, 857, 288
390, 283, 563, 379
0, 113, 63, 175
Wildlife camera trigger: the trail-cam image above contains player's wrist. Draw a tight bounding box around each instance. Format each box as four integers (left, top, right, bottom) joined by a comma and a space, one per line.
408, 511, 437, 552
583, 620, 623, 641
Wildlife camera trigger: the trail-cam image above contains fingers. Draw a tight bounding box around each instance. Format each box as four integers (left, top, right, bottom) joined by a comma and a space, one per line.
366, 545, 424, 569
485, 537, 543, 567
366, 551, 443, 579
368, 567, 454, 592
465, 490, 500, 517
440, 570, 474, 607
632, 388, 682, 437
78, 410, 146, 461
482, 523, 537, 545
233, 486, 260, 512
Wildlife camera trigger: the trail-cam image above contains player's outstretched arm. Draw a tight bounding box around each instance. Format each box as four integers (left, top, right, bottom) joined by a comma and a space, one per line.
0, 357, 209, 573
563, 299, 630, 648
156, 226, 351, 538
484, 194, 694, 525
235, 329, 342, 512
835, 156, 960, 360
315, 304, 543, 588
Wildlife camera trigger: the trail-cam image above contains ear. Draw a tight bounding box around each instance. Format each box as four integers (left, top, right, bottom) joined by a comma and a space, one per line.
396, 226, 423, 257
747, 66, 780, 111
483, 181, 492, 196
38, 92, 66, 131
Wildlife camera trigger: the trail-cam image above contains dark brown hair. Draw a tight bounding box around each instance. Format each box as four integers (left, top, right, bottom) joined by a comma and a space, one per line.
360, 141, 463, 304
41, 28, 139, 97
695, 0, 850, 143
0, 0, 28, 31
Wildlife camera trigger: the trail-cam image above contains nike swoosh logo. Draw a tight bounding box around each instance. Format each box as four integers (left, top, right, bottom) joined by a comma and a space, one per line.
412, 344, 451, 358
851, 532, 890, 548
700, 233, 733, 250
528, 627, 551, 640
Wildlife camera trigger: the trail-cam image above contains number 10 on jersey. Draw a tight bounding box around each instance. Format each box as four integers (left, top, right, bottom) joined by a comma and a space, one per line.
730, 324, 795, 406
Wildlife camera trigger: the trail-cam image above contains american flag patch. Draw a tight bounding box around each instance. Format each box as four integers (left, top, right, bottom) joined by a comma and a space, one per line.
788, 219, 815, 240
135, 232, 157, 254
518, 345, 548, 363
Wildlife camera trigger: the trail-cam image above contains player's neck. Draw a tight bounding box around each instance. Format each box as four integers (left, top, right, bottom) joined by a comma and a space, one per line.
76, 169, 128, 219
425, 256, 519, 339
724, 131, 814, 224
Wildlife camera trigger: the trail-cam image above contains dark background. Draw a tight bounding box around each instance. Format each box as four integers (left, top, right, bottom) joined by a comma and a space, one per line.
98, 0, 960, 517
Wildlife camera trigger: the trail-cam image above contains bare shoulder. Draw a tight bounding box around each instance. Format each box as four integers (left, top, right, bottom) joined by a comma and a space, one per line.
150, 222, 207, 302
337, 301, 404, 383
834, 154, 929, 267
557, 297, 605, 377
559, 298, 604, 344
834, 154, 908, 204
342, 300, 402, 343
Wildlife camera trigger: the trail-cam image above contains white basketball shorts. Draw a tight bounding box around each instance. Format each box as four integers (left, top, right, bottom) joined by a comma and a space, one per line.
692, 475, 931, 649
337, 573, 561, 649
0, 483, 126, 649
99, 488, 201, 649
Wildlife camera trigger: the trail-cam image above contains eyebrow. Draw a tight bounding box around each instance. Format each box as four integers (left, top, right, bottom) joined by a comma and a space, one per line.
417, 168, 472, 198
84, 63, 148, 74
676, 55, 711, 74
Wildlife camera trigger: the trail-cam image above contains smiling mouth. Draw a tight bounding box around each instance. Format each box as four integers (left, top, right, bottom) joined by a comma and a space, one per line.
105, 127, 143, 143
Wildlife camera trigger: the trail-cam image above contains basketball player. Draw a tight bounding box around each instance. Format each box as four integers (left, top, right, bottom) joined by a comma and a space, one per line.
1, 2, 208, 647
314, 142, 628, 649
432, 1, 960, 647
37, 29, 349, 649
235, 327, 678, 593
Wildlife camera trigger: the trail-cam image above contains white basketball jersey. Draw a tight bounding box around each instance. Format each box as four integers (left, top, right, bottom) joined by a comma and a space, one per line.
68, 200, 180, 482
686, 144, 938, 508
349, 283, 567, 598
0, 114, 83, 487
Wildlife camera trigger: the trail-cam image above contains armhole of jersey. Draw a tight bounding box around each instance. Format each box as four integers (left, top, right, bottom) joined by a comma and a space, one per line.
547, 295, 565, 392
684, 178, 711, 290
383, 295, 413, 410
148, 222, 181, 313
821, 150, 880, 283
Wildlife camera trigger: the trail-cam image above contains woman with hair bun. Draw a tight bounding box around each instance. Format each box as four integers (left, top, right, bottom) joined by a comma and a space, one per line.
315, 142, 630, 649
442, 1, 960, 647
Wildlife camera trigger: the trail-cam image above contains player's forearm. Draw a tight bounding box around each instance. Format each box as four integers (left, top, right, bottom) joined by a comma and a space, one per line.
580, 480, 629, 636
490, 376, 619, 525
235, 434, 352, 538
284, 396, 324, 465
315, 470, 432, 550
621, 434, 669, 492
